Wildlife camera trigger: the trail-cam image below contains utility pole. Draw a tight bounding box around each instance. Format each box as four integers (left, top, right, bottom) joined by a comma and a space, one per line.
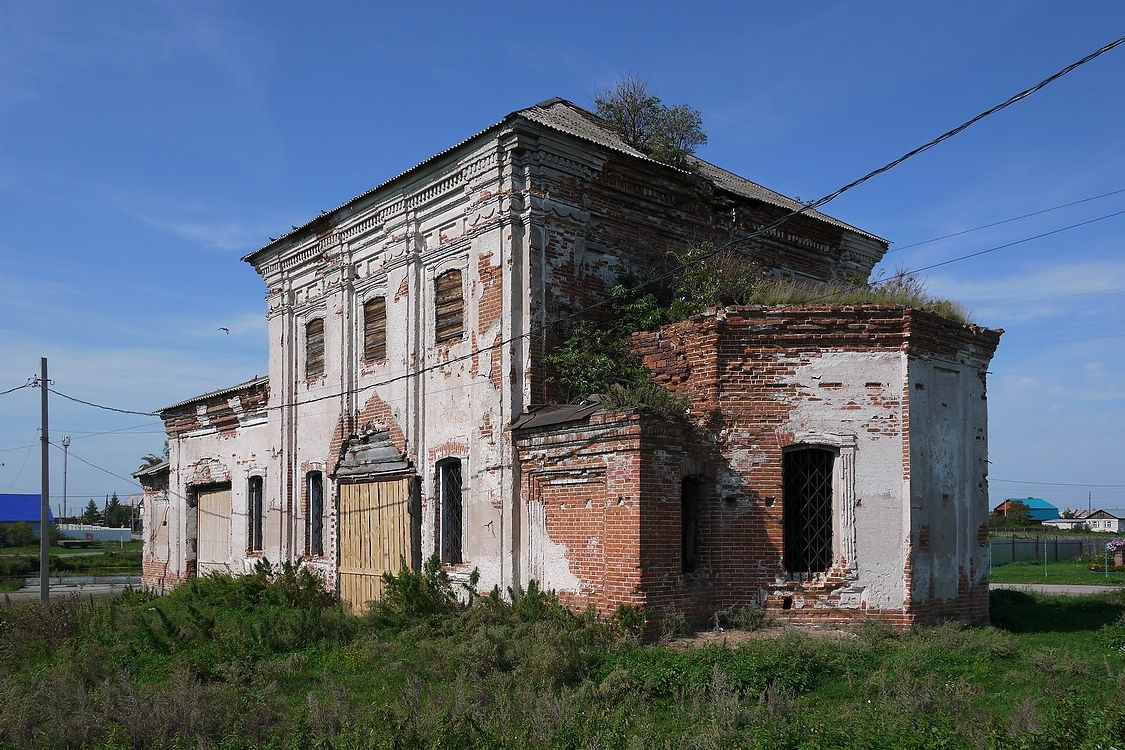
1088, 490, 1092, 513
61, 436, 70, 522
38, 357, 50, 603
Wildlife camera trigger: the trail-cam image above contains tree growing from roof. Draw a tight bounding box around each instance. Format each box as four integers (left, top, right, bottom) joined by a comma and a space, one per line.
594, 76, 707, 168
138, 453, 163, 471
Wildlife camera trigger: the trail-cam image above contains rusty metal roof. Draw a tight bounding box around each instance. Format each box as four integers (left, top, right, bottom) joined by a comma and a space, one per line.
131, 460, 169, 479
157, 375, 269, 414
510, 402, 602, 431
243, 98, 884, 264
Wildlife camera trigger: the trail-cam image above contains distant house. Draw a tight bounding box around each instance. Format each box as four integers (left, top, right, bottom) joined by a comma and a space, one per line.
993, 498, 1060, 523
1042, 509, 1124, 533
0, 493, 53, 540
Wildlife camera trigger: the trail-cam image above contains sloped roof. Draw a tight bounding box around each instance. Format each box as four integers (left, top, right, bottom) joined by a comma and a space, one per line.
1002, 497, 1060, 521
0, 494, 52, 523
158, 375, 268, 414
243, 98, 884, 264
510, 402, 603, 430
132, 460, 169, 479
335, 430, 411, 479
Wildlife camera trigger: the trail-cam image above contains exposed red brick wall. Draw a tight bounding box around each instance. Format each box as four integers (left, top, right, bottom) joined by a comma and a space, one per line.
515, 305, 1000, 630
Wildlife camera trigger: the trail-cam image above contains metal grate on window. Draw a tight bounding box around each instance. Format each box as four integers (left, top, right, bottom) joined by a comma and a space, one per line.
248, 476, 264, 553
782, 448, 834, 575
434, 270, 463, 343
305, 318, 325, 379
308, 471, 324, 557
439, 459, 463, 564
363, 296, 386, 362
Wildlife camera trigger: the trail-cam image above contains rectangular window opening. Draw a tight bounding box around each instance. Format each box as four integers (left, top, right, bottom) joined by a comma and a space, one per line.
363, 296, 387, 362
681, 476, 704, 573
308, 471, 324, 557
248, 476, 264, 553
783, 447, 834, 576
438, 459, 463, 564
434, 270, 463, 343
305, 318, 325, 379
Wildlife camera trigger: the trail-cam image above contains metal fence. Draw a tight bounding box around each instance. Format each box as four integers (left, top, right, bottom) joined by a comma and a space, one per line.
989, 537, 1085, 566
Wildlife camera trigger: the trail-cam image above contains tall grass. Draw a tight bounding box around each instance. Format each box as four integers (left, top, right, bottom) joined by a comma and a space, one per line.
0, 564, 1120, 749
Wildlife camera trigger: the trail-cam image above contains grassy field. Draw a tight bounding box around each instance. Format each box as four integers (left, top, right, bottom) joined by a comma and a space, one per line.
0, 561, 1121, 750
0, 541, 142, 590
0, 540, 141, 556
990, 559, 1125, 586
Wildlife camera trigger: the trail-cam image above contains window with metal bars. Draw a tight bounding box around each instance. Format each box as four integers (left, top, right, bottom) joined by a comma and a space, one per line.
305, 318, 325, 379
247, 476, 263, 553
363, 296, 386, 362
307, 471, 324, 556
782, 447, 834, 575
438, 458, 463, 564
434, 270, 463, 343
681, 476, 704, 573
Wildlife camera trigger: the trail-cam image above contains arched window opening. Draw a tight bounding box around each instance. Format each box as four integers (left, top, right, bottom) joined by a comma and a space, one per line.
437, 458, 463, 564
783, 447, 834, 575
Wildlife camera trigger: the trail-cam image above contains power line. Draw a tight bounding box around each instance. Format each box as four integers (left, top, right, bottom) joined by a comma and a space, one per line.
974, 286, 1125, 309
992, 477, 1125, 488
0, 381, 32, 396
47, 388, 158, 417
1001, 332, 1125, 348
40, 36, 1125, 420
259, 37, 1125, 414
894, 208, 1125, 276
890, 186, 1125, 252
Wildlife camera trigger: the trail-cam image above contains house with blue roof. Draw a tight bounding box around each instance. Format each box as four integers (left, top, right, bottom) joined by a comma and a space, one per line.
993, 497, 1060, 523
0, 493, 53, 542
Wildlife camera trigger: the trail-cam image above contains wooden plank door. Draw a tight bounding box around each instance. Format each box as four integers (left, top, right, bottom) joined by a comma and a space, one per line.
196, 485, 232, 575
338, 477, 412, 612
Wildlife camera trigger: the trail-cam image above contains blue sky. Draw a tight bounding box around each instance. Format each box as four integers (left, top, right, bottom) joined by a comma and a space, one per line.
1, 1, 1124, 513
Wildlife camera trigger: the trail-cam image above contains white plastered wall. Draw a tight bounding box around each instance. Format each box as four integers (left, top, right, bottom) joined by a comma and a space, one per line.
782, 351, 909, 610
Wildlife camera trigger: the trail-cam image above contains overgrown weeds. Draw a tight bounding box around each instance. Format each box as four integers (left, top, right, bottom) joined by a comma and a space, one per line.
0, 570, 1122, 749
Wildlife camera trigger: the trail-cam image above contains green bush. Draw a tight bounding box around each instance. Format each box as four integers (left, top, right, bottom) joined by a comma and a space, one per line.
0, 522, 34, 548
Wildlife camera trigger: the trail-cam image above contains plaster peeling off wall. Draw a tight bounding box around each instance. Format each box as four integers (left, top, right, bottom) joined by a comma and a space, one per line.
526, 496, 583, 593
907, 358, 988, 604
783, 350, 908, 610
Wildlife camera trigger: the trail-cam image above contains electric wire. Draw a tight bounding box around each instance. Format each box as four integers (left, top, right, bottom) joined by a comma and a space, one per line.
34, 36, 1125, 419
0, 382, 32, 396
890, 186, 1125, 252
991, 478, 1125, 488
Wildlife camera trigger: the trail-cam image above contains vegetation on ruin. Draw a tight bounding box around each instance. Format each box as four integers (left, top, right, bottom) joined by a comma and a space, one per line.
544, 245, 970, 412
594, 75, 707, 169
0, 562, 1122, 749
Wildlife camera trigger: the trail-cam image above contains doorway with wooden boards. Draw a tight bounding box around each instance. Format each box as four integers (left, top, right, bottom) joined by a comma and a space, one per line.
337, 475, 420, 612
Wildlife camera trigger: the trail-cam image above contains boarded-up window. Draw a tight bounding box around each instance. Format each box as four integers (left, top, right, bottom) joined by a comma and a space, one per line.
434, 270, 463, 343
438, 458, 463, 564
247, 476, 264, 553
363, 296, 387, 362
305, 318, 325, 379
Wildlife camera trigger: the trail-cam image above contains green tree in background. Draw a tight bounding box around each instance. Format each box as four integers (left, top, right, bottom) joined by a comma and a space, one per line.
80, 499, 102, 525
103, 492, 130, 528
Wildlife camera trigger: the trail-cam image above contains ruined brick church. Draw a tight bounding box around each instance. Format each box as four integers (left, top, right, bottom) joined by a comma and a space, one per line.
139, 98, 1001, 627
